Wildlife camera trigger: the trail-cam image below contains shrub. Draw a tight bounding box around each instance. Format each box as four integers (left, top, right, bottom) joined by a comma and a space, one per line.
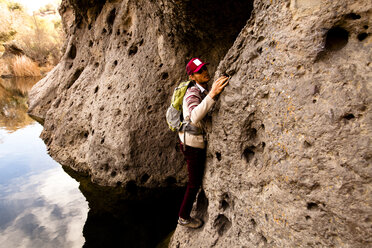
10, 55, 41, 77
0, 0, 64, 68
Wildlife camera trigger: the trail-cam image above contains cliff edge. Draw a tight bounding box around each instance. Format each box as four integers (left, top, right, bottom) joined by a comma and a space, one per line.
28, 0, 371, 247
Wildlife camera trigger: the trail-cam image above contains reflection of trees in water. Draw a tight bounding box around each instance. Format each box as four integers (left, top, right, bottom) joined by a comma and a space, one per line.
0, 77, 41, 131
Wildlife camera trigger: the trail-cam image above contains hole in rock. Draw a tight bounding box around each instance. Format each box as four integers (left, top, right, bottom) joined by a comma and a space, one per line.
364, 25, 369, 30
346, 13, 361, 20
305, 215, 311, 221
89, 40, 93, 47
83, 131, 89, 138
102, 28, 107, 34
303, 140, 312, 148
138, 39, 144, 46
114, 109, 121, 116
94, 62, 99, 68
66, 68, 84, 89
247, 128, 257, 140
220, 199, 229, 210
313, 85, 320, 95
165, 176, 176, 186
111, 171, 117, 177
68, 44, 76, 59
216, 152, 222, 161
101, 138, 105, 144
214, 214, 232, 236
94, 86, 99, 93
257, 36, 265, 43
250, 218, 256, 228
128, 45, 138, 56
113, 60, 118, 66
107, 8, 116, 28
52, 98, 60, 108
141, 173, 150, 183
243, 146, 255, 163
307, 202, 319, 211
161, 72, 169, 80
357, 33, 368, 41
343, 113, 355, 120
324, 27, 349, 51
219, 193, 230, 211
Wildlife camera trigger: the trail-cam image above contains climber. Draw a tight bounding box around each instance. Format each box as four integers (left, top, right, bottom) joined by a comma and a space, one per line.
177, 58, 229, 228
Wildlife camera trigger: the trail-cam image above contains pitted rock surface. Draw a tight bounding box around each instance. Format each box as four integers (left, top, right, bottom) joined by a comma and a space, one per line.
29, 0, 371, 247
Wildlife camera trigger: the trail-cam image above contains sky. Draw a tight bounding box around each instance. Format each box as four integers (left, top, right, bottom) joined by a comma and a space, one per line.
12, 0, 61, 14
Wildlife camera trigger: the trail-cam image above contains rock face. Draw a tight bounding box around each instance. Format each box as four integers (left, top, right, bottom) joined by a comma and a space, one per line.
29, 0, 253, 187
28, 0, 372, 247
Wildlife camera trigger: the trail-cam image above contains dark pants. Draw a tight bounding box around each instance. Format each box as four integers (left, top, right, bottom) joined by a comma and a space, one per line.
178, 142, 206, 219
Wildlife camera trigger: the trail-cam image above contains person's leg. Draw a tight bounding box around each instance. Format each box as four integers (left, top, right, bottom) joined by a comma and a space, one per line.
178, 142, 206, 220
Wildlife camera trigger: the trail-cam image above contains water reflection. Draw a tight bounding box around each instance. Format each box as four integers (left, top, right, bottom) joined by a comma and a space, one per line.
0, 77, 183, 247
64, 166, 183, 248
0, 77, 89, 248
0, 77, 41, 132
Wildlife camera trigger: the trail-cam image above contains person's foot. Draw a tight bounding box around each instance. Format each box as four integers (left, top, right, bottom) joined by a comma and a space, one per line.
178, 217, 203, 229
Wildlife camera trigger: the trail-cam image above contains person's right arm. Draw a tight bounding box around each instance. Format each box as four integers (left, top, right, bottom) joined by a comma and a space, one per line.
208, 76, 229, 99
187, 76, 229, 124
187, 94, 215, 124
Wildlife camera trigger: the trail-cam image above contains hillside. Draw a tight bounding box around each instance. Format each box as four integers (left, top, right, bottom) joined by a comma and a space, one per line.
0, 0, 64, 76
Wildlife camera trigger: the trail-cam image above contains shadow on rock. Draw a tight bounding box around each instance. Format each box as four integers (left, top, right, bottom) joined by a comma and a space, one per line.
62, 166, 185, 248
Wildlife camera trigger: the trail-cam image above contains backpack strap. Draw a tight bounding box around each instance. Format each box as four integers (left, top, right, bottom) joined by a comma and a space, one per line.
180, 118, 204, 151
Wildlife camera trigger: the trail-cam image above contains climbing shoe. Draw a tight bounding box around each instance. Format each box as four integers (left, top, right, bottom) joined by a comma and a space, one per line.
178, 217, 203, 229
